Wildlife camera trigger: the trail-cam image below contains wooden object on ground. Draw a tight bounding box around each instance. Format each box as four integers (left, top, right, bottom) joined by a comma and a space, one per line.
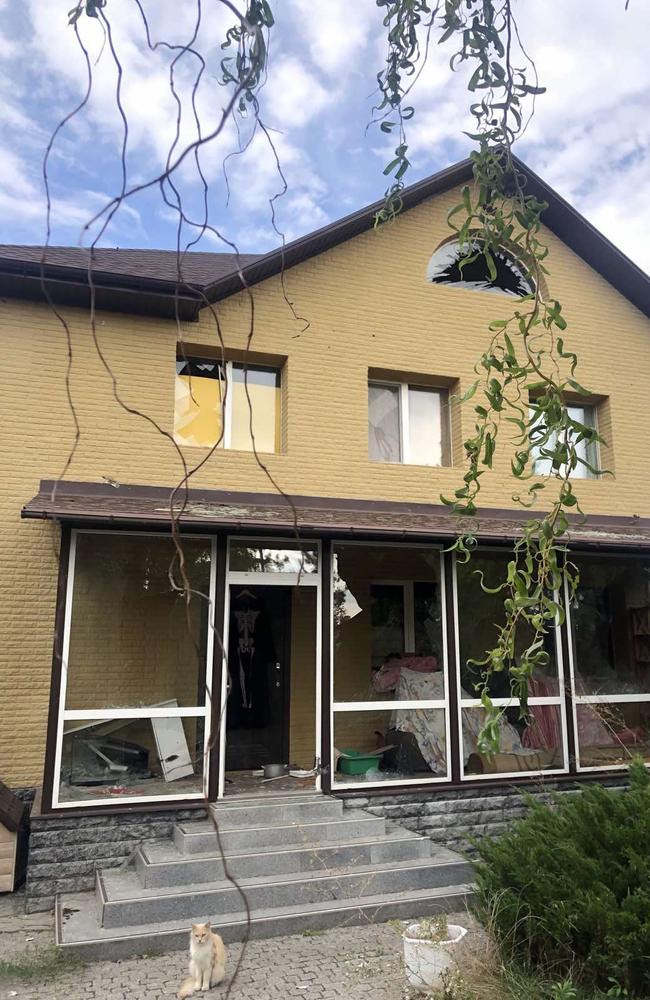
0, 780, 28, 893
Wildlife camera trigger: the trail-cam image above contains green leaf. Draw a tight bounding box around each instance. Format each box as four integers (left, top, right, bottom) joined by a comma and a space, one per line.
483, 432, 495, 467
567, 378, 593, 397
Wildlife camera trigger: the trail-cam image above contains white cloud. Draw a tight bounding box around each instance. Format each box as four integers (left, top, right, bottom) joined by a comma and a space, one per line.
264, 56, 330, 129
285, 0, 379, 76
0, 0, 645, 272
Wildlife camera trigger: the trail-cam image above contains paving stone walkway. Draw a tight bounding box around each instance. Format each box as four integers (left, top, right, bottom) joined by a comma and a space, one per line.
0, 907, 403, 999
0, 894, 479, 999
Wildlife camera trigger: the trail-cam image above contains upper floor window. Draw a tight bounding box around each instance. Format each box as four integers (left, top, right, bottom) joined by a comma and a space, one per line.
368, 380, 450, 466
427, 239, 534, 297
174, 356, 281, 453
530, 402, 600, 479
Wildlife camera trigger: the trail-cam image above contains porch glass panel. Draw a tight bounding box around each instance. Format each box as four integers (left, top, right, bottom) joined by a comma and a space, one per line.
229, 541, 318, 574
333, 543, 445, 702
456, 551, 560, 699
64, 534, 211, 710
462, 704, 564, 776
58, 715, 205, 803
569, 554, 650, 696
568, 553, 650, 771
575, 702, 650, 768
333, 708, 448, 785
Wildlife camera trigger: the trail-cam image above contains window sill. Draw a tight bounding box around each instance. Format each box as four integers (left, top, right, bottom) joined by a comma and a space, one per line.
368, 459, 454, 470
176, 443, 282, 457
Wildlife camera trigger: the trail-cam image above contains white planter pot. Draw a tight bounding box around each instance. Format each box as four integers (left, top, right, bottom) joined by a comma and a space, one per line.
403, 922, 468, 991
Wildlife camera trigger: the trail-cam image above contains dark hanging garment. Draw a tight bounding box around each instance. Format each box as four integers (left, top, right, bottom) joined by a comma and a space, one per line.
225, 586, 292, 771
228, 588, 276, 729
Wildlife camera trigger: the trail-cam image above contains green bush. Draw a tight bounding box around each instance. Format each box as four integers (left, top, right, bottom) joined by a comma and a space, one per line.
472, 761, 650, 996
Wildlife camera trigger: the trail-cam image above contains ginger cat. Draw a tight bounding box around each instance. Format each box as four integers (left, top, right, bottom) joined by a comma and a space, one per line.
177, 923, 227, 997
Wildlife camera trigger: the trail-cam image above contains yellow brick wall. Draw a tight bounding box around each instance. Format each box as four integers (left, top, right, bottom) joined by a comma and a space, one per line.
0, 181, 649, 787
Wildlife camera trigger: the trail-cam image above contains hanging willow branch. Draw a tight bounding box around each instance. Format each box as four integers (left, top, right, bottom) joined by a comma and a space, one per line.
374, 0, 603, 746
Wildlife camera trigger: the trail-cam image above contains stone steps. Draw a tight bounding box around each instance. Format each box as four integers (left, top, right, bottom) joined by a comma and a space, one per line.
98, 853, 471, 928
136, 829, 431, 887
57, 882, 474, 962
56, 792, 474, 959
173, 811, 385, 854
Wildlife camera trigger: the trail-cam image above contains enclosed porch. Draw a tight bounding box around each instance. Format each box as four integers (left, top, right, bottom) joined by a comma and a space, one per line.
22, 480, 650, 814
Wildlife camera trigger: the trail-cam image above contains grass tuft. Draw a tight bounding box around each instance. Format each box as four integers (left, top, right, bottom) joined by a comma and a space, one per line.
0, 945, 82, 983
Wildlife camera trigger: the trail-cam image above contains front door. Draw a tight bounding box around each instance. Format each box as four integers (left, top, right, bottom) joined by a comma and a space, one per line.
225, 585, 292, 771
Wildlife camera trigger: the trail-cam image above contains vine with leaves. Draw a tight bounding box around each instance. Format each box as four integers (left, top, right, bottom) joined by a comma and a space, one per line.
374, 0, 606, 746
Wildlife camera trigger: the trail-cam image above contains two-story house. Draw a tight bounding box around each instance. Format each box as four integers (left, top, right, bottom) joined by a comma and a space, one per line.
1, 156, 649, 946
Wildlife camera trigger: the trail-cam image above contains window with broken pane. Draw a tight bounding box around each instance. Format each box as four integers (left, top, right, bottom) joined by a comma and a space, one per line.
174, 355, 281, 453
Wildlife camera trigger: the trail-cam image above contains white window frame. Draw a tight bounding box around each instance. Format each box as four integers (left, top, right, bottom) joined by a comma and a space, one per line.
452, 549, 570, 782
218, 536, 322, 798
564, 550, 650, 773
530, 402, 600, 480
52, 529, 217, 809
368, 379, 447, 467
176, 359, 280, 452
331, 541, 451, 789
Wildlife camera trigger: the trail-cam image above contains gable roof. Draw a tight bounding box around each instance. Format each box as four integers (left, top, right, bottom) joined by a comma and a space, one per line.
0, 156, 648, 320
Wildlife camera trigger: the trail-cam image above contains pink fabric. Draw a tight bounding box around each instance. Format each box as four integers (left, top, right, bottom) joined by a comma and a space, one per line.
573, 673, 616, 748
372, 656, 439, 693
521, 677, 561, 752
372, 662, 402, 692
398, 655, 440, 673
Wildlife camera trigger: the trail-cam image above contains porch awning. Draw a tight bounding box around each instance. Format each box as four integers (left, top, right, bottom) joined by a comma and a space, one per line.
20, 479, 650, 549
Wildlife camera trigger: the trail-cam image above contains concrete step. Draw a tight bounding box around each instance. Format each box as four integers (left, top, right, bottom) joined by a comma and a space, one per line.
98, 852, 472, 928
57, 882, 474, 961
209, 795, 344, 829
173, 810, 385, 855
136, 829, 432, 888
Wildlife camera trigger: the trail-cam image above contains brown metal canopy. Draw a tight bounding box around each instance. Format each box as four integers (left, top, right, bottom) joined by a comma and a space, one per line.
21, 480, 650, 550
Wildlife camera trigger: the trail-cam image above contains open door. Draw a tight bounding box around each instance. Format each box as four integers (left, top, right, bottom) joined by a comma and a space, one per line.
225, 585, 292, 771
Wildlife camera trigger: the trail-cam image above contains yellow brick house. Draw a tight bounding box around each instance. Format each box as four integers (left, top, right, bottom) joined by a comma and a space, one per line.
1, 157, 650, 918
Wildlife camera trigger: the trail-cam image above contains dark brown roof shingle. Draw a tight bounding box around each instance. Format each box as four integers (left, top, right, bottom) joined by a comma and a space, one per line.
0, 245, 259, 287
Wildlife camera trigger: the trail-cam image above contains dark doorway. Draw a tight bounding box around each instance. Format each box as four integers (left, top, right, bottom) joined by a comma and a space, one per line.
225, 585, 292, 771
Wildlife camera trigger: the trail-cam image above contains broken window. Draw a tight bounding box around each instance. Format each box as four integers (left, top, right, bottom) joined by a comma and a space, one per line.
368, 380, 450, 466
55, 531, 213, 807
174, 356, 281, 453
568, 554, 650, 771
332, 543, 449, 786
427, 239, 534, 297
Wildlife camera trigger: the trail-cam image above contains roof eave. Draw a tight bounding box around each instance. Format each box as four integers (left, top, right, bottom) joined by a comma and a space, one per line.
0, 262, 204, 321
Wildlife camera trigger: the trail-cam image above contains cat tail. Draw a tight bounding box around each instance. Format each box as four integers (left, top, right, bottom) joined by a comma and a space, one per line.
176, 978, 195, 999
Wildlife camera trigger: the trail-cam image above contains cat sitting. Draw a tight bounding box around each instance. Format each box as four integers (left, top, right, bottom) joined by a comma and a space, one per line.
177, 923, 228, 997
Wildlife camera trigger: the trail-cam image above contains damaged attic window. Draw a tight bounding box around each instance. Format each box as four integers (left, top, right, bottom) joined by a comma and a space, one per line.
426, 239, 534, 297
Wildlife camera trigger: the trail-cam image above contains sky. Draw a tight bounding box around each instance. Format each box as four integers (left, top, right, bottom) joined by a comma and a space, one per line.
0, 0, 648, 272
